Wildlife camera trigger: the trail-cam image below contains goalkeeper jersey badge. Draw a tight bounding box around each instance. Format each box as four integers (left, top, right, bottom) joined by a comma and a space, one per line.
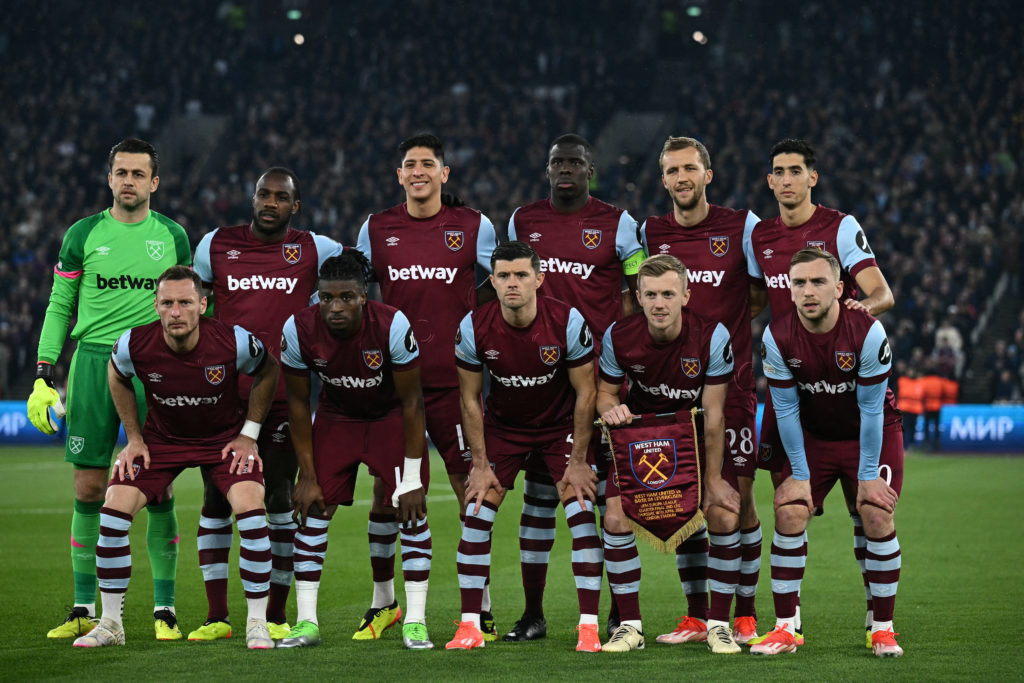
69, 436, 85, 455
146, 240, 165, 261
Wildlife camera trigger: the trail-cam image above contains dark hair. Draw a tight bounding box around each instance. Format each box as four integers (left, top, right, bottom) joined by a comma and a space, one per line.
108, 138, 159, 175
769, 138, 817, 170
156, 265, 202, 294
790, 246, 840, 280
258, 166, 301, 202
491, 240, 540, 273
320, 249, 374, 290
399, 133, 445, 164
550, 133, 593, 160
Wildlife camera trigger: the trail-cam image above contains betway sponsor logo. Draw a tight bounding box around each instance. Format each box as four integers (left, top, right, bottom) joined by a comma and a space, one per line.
151, 393, 222, 406
387, 265, 458, 284
765, 273, 791, 289
634, 379, 701, 401
317, 370, 383, 388
539, 258, 594, 279
96, 274, 157, 290
798, 380, 857, 394
491, 367, 558, 387
227, 274, 298, 293
688, 269, 725, 287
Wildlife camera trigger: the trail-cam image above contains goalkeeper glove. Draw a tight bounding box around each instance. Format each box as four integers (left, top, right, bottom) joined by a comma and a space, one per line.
26, 362, 66, 435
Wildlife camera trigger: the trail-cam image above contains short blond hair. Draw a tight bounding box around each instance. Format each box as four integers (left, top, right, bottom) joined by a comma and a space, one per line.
659, 136, 711, 171
790, 247, 841, 281
638, 254, 688, 288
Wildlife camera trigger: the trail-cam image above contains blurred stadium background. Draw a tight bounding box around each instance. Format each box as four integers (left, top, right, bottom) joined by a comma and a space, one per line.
1, 0, 1021, 450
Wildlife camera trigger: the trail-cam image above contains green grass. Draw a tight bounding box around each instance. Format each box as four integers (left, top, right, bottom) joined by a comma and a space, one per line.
1, 448, 1021, 680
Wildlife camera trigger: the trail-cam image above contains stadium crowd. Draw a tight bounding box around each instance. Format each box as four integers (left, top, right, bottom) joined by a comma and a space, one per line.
1, 0, 1021, 402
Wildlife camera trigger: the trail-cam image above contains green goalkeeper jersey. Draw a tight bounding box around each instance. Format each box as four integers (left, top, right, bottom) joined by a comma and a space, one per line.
37, 208, 191, 363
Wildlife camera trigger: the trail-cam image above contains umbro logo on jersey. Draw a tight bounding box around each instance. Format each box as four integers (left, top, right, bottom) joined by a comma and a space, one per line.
95, 246, 111, 256
283, 243, 302, 264
313, 358, 328, 367
630, 364, 646, 373
148, 373, 163, 382
786, 358, 803, 368
659, 244, 671, 253
386, 236, 400, 246
227, 249, 241, 260
485, 349, 500, 360
146, 240, 165, 261
529, 232, 542, 242
733, 456, 747, 465
762, 249, 774, 259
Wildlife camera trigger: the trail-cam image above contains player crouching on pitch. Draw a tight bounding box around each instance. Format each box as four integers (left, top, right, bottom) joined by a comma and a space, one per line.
74, 266, 279, 650
279, 251, 432, 650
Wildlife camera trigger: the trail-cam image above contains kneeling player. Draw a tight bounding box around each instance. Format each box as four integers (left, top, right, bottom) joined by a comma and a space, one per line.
596, 254, 742, 654
279, 252, 432, 650
73, 266, 279, 650
751, 249, 903, 657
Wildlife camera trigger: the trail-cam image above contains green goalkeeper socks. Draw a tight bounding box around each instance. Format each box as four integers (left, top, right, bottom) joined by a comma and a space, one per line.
146, 496, 179, 607
71, 499, 103, 605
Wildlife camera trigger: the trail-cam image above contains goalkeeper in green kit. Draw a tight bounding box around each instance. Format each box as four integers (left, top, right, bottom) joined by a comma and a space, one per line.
27, 139, 192, 640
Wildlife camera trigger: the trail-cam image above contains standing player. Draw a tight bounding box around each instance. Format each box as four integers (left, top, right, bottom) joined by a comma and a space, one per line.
640, 137, 765, 645
278, 252, 432, 650
597, 254, 740, 654
356, 133, 497, 639
446, 241, 603, 653
749, 139, 895, 644
750, 249, 903, 657
504, 133, 644, 640
28, 139, 190, 640
191, 167, 343, 640
73, 266, 279, 650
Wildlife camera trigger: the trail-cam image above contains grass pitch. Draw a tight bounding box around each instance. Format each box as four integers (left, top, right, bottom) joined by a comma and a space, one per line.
1, 447, 1021, 680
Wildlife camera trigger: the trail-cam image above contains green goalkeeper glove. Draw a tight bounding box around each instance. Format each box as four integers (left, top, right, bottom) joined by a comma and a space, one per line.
26, 363, 66, 435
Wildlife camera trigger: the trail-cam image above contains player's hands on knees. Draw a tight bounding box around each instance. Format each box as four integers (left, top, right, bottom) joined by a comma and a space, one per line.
703, 475, 741, 515
397, 488, 427, 528
465, 462, 503, 516
774, 476, 813, 512
292, 474, 326, 528
114, 438, 150, 481
856, 477, 898, 513
222, 435, 262, 475
561, 459, 598, 508
600, 404, 634, 427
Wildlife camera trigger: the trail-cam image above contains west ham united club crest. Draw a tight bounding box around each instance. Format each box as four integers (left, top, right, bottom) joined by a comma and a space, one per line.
445, 231, 464, 252
283, 243, 302, 264
205, 365, 225, 385
835, 351, 856, 372
146, 240, 165, 261
582, 229, 602, 250
806, 240, 826, 251
363, 349, 383, 370
709, 236, 729, 257
628, 438, 677, 491
681, 357, 701, 378
539, 345, 561, 366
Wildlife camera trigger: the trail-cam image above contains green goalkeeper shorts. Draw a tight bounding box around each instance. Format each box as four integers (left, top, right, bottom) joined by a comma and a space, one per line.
65, 341, 146, 469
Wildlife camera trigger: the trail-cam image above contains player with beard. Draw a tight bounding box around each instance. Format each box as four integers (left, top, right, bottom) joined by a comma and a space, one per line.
750, 249, 903, 658
504, 134, 643, 641
640, 137, 765, 646
191, 168, 343, 640
73, 266, 279, 650
357, 134, 498, 641
29, 138, 191, 641
748, 139, 895, 647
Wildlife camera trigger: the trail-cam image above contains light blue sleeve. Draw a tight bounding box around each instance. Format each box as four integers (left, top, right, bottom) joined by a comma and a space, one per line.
707, 323, 734, 377
280, 315, 306, 370
565, 308, 594, 361
638, 219, 650, 255
110, 329, 135, 378
193, 229, 217, 284
389, 310, 419, 366
233, 325, 266, 375
856, 319, 890, 479
355, 216, 372, 262
312, 232, 344, 269
454, 312, 480, 366
836, 215, 875, 272
763, 326, 808, 480
747, 222, 764, 279
742, 211, 760, 276
598, 324, 624, 379
477, 214, 497, 272
507, 208, 520, 241
615, 210, 643, 260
